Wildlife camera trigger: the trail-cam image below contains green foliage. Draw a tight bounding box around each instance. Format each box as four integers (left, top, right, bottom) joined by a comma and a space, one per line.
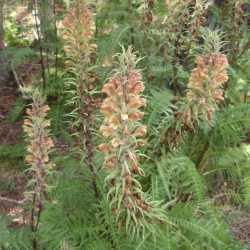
146, 89, 175, 152
38, 159, 102, 250
5, 21, 31, 47
0, 215, 31, 250
165, 204, 242, 250
0, 47, 36, 68
210, 104, 250, 149
154, 154, 206, 203
2, 0, 250, 249
6, 97, 26, 123
0, 144, 25, 160
33, 158, 241, 250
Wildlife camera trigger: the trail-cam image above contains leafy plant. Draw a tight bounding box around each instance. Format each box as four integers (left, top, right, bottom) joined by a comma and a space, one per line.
22, 86, 54, 250
99, 47, 167, 239
62, 0, 99, 198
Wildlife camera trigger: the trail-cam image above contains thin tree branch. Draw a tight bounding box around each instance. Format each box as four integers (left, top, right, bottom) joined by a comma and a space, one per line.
0, 196, 26, 205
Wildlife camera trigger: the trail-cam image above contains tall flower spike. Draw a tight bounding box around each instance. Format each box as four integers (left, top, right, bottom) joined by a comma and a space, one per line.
62, 0, 96, 60
22, 86, 54, 247
183, 52, 229, 127
23, 87, 54, 202
62, 1, 99, 198
99, 47, 167, 238
62, 0, 97, 93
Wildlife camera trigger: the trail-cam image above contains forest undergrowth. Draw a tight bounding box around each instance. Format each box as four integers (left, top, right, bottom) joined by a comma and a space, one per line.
1, 0, 250, 249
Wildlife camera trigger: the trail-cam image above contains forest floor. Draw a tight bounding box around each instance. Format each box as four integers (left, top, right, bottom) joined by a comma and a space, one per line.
0, 85, 22, 145
224, 208, 250, 247
0, 84, 27, 228
0, 85, 250, 247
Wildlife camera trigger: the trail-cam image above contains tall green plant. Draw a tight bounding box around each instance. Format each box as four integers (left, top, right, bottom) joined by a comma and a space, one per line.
22, 86, 54, 250
62, 0, 99, 198
99, 47, 167, 238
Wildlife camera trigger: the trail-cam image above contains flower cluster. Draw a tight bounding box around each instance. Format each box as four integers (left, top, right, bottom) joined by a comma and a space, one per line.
62, 1, 98, 128
22, 87, 54, 244
190, 0, 207, 39
23, 88, 54, 202
62, 1, 97, 117
99, 47, 166, 237
164, 0, 189, 25
62, 1, 99, 198
62, 1, 95, 50
183, 53, 229, 127
62, 1, 96, 70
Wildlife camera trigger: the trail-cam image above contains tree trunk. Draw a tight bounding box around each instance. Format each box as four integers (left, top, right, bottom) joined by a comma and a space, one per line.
0, 0, 5, 49
0, 0, 10, 86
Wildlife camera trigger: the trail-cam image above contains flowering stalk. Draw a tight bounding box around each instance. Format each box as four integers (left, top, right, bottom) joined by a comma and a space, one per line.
189, 0, 207, 41
162, 30, 229, 149
62, 0, 99, 198
99, 47, 166, 238
182, 52, 229, 128
22, 87, 54, 250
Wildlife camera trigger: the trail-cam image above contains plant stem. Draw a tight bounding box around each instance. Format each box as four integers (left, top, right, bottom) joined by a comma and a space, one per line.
84, 123, 99, 199
128, 0, 134, 45
31, 193, 38, 250
53, 0, 58, 79
33, 0, 46, 89
196, 141, 209, 171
